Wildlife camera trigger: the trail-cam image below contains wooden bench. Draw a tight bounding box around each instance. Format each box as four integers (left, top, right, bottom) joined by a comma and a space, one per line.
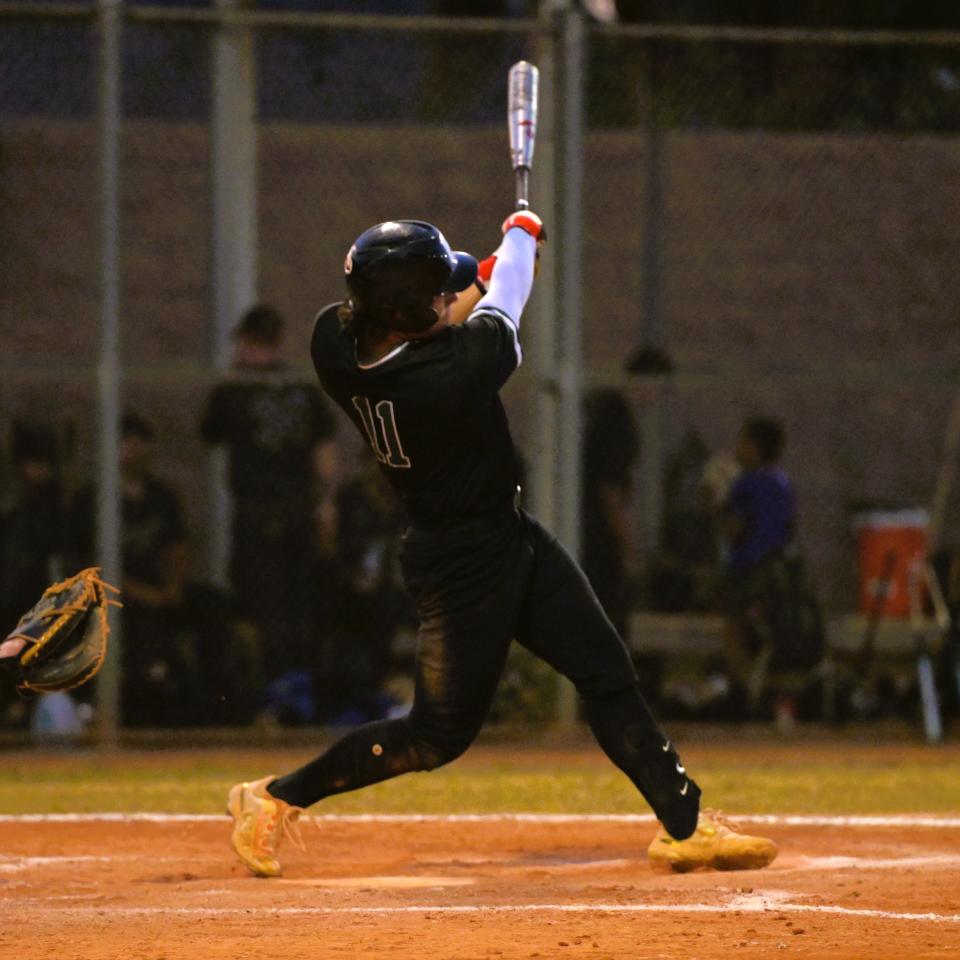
627, 611, 935, 722
628, 611, 924, 659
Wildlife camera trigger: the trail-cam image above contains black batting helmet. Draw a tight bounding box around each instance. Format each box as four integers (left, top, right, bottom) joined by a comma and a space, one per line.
343, 220, 478, 334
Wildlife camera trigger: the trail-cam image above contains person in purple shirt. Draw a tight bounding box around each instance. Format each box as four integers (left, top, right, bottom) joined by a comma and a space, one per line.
725, 417, 796, 575
722, 417, 823, 722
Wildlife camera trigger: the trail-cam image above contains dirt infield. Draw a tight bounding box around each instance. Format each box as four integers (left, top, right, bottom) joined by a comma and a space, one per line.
2, 812, 959, 960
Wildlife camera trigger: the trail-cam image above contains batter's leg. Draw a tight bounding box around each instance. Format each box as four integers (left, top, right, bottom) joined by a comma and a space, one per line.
267, 526, 527, 809
515, 513, 700, 840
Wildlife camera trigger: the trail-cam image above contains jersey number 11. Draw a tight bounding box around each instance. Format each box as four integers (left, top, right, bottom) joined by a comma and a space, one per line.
352, 396, 412, 469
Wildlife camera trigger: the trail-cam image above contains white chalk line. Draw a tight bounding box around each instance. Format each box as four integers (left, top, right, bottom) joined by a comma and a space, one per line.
789, 853, 960, 872
2, 899, 958, 925
3, 851, 957, 875
3, 856, 958, 925
2, 812, 960, 827
0, 854, 191, 873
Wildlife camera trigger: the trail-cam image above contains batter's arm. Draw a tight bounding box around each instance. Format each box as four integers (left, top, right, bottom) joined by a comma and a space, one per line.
448, 280, 486, 327
475, 225, 538, 329
451, 212, 541, 328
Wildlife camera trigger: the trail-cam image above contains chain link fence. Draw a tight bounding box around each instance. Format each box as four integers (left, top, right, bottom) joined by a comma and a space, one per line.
582, 22, 960, 725
2, 4, 959, 733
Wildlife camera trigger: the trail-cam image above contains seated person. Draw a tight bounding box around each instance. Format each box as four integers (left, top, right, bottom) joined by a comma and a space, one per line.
722, 416, 824, 720
67, 413, 195, 726
0, 421, 67, 727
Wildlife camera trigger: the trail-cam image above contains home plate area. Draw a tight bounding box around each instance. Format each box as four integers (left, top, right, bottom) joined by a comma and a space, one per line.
1, 814, 959, 959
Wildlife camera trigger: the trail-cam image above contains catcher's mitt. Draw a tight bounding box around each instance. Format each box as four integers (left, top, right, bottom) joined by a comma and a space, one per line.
0, 568, 121, 694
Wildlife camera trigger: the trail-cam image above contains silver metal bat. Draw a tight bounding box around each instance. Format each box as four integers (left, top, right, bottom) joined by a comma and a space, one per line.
508, 60, 539, 210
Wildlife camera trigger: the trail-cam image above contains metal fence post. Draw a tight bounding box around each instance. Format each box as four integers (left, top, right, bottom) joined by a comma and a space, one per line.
95, 0, 123, 747
549, 0, 585, 728
556, 2, 584, 563
637, 52, 666, 557
208, 0, 259, 588
529, 4, 559, 535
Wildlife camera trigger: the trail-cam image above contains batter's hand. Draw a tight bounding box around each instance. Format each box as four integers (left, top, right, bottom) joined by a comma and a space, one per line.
502, 210, 546, 241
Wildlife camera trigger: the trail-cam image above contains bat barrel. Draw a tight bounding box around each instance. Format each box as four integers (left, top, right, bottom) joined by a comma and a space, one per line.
508, 61, 538, 173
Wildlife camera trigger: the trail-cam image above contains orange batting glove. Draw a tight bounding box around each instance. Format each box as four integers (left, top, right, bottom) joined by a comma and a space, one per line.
501, 210, 546, 241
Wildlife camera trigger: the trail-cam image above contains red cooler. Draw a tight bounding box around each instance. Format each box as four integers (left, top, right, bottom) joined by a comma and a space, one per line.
853, 509, 929, 619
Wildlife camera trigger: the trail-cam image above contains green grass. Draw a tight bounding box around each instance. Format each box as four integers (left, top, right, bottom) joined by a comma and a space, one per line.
2, 735, 960, 816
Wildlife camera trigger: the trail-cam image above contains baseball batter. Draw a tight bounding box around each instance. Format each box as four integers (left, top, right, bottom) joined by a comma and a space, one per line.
228, 212, 777, 876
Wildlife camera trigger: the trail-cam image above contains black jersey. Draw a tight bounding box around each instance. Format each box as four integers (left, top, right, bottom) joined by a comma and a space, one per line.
311, 302, 521, 524
200, 373, 335, 501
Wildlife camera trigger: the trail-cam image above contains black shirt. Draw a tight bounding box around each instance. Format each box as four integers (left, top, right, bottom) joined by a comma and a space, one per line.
200, 369, 336, 501
311, 303, 521, 525
68, 477, 186, 587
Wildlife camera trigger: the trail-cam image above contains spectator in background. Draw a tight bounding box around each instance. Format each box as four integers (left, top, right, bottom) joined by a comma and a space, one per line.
114, 413, 190, 616
67, 412, 196, 726
579, 389, 670, 709
721, 415, 824, 724
0, 421, 65, 631
724, 417, 794, 577
648, 427, 724, 613
581, 388, 640, 638
200, 304, 337, 721
0, 421, 67, 728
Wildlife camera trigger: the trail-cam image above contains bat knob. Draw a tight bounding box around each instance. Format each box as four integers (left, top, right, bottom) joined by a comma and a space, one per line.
516, 199, 530, 211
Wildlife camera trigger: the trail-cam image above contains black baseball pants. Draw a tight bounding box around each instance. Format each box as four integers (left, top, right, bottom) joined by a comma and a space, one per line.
270, 508, 700, 839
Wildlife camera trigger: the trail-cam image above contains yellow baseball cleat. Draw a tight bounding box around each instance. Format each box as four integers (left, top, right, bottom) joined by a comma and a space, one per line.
647, 809, 778, 873
227, 775, 306, 878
